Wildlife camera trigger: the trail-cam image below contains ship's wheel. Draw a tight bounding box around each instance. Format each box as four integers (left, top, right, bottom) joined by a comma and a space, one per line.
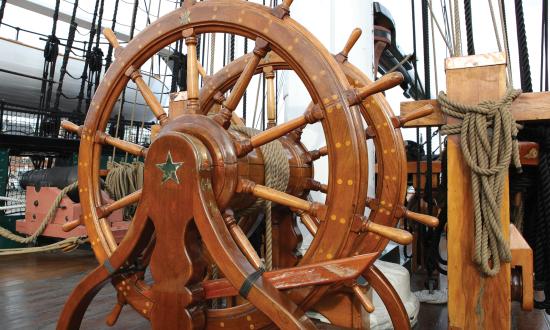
57, 1, 436, 329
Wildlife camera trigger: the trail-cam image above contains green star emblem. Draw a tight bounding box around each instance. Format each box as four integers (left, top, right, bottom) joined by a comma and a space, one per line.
156, 151, 183, 184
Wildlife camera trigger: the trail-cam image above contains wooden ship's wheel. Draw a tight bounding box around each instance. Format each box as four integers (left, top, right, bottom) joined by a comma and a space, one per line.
196, 28, 437, 329
57, 1, 437, 329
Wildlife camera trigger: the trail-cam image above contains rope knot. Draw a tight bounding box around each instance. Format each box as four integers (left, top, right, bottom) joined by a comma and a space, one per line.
439, 89, 522, 276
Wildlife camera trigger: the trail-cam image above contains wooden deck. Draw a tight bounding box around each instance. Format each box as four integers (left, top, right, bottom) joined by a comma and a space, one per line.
0, 249, 548, 329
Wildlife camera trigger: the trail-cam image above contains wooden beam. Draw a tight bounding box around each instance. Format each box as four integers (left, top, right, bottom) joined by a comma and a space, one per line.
400, 92, 550, 127
445, 53, 510, 330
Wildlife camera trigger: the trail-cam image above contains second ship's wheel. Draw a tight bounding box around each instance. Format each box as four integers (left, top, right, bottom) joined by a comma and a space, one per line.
58, 1, 437, 329
197, 29, 436, 328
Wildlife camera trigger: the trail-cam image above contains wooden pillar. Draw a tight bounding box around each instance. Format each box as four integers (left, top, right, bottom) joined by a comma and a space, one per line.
446, 53, 510, 329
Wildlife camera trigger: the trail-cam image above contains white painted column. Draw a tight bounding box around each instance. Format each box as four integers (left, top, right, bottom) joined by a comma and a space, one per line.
283, 0, 375, 245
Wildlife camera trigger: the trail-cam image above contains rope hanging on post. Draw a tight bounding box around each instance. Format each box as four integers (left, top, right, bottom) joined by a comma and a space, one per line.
439, 89, 522, 276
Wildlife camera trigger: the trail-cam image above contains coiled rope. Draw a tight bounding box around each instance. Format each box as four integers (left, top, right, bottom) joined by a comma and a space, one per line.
230, 126, 290, 271
439, 89, 522, 276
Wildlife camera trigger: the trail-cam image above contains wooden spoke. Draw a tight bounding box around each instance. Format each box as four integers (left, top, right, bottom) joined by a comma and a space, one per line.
391, 104, 434, 128
235, 105, 324, 157
61, 121, 148, 157
347, 72, 404, 106
366, 197, 438, 229
352, 284, 375, 313
295, 210, 318, 235
273, 0, 294, 18
398, 206, 439, 228
126, 66, 168, 125
305, 178, 328, 194
62, 216, 83, 232
96, 131, 148, 157
308, 146, 328, 162
197, 60, 207, 79
103, 28, 120, 49
265, 66, 277, 128
237, 179, 326, 218
223, 210, 263, 269
183, 28, 200, 113
105, 302, 124, 327
60, 120, 83, 136
335, 28, 362, 62
97, 190, 142, 218
362, 221, 412, 245
214, 38, 270, 129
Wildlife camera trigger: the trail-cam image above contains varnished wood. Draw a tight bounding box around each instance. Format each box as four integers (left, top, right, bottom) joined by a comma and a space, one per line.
445, 53, 511, 330
264, 66, 276, 128
61, 120, 148, 157
351, 284, 374, 313
103, 28, 120, 49
335, 28, 362, 63
295, 210, 318, 235
237, 179, 326, 218
183, 28, 200, 114
362, 221, 412, 245
203, 253, 377, 299
69, 1, 380, 327
392, 104, 434, 128
214, 38, 270, 129
236, 106, 324, 157
223, 210, 263, 269
127, 67, 168, 125
510, 224, 534, 311
97, 190, 142, 218
347, 72, 403, 106
401, 91, 550, 127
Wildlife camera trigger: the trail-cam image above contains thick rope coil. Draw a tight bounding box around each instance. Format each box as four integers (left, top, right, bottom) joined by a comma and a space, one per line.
0, 182, 79, 244
105, 161, 144, 218
439, 89, 522, 276
230, 126, 290, 271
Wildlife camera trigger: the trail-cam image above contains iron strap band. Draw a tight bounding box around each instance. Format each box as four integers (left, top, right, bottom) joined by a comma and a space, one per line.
103, 259, 116, 275
239, 267, 265, 299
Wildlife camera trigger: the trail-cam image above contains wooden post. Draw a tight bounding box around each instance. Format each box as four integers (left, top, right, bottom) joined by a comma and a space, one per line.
445, 53, 510, 330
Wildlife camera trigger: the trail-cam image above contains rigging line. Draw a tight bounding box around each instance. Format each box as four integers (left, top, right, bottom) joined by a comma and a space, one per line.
427, 1, 454, 54
431, 13, 439, 93
422, 0, 434, 223
487, 0, 503, 52
514, 0, 533, 92
252, 74, 263, 129
76, 0, 100, 113
243, 37, 248, 123
0, 0, 6, 26
542, 0, 549, 91
440, 0, 453, 56
129, 0, 139, 39
210, 33, 216, 75
105, 0, 121, 71
54, 0, 80, 112
448, 0, 456, 54
498, 0, 513, 85
452, 0, 462, 56
464, 0, 475, 55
